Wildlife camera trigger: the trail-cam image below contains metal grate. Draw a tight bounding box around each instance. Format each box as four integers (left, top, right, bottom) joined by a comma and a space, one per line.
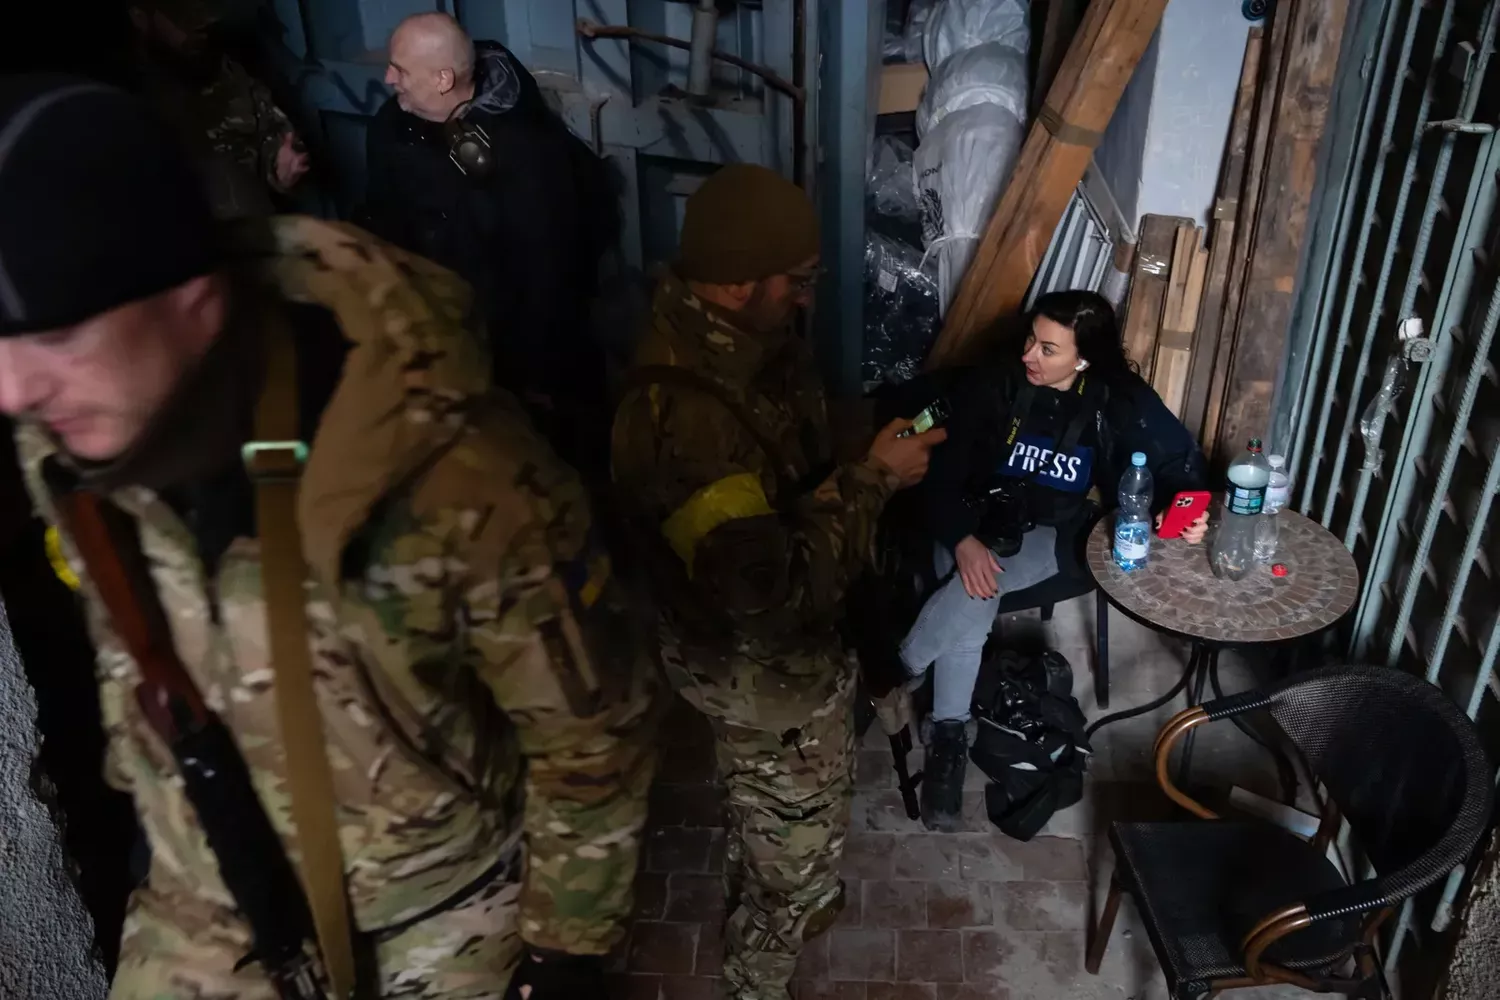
1025, 184, 1116, 308
1281, 0, 1500, 974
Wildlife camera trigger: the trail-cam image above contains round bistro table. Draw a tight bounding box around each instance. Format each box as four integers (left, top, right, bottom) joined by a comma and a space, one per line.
1085, 509, 1359, 781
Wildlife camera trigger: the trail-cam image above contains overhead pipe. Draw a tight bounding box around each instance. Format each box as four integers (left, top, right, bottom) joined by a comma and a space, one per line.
687, 0, 720, 98
576, 18, 806, 103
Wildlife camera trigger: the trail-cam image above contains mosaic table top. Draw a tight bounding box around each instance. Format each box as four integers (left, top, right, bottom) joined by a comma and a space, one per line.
1086, 509, 1360, 645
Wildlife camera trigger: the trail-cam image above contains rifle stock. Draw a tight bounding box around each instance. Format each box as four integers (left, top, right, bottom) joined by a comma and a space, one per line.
889, 726, 923, 821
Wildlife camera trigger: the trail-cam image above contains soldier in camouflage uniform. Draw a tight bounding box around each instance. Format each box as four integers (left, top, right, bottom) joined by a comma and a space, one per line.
129, 0, 310, 218
611, 164, 944, 1000
0, 78, 655, 998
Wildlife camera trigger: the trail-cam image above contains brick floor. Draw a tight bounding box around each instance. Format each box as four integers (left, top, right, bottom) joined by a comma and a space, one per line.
616, 598, 1310, 1000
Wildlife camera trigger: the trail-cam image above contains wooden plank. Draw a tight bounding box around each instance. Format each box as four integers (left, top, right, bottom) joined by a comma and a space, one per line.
1181, 245, 1210, 329
1160, 225, 1197, 334
1201, 12, 1287, 460
926, 0, 1170, 368
1181, 28, 1263, 441
1120, 214, 1186, 384
878, 62, 928, 115
1214, 0, 1349, 458
1152, 224, 1202, 415
1160, 236, 1210, 415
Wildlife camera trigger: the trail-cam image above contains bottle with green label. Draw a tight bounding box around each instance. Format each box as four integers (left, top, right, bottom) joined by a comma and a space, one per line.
1210, 438, 1270, 580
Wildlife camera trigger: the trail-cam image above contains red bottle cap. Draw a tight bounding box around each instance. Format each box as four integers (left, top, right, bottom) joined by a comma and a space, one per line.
1271, 564, 1288, 577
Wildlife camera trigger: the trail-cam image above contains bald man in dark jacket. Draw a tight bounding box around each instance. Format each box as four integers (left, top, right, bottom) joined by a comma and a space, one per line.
361, 18, 616, 456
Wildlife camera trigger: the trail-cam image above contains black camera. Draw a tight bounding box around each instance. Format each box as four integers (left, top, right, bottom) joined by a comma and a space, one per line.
969, 481, 1035, 558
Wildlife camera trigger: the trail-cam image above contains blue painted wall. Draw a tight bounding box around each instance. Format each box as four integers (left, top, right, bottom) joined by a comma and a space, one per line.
258, 0, 873, 392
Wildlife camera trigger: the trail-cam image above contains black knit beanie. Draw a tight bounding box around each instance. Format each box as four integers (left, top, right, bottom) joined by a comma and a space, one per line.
0, 75, 217, 337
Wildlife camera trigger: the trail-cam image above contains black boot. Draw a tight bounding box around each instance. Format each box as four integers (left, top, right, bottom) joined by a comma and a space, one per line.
922, 720, 968, 832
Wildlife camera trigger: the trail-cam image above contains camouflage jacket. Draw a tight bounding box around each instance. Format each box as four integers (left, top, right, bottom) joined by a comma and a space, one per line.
17, 218, 656, 957
611, 273, 899, 728
137, 50, 295, 216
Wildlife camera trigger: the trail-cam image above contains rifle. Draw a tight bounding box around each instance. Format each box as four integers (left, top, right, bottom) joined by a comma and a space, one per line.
56, 489, 332, 1000
846, 502, 929, 823
888, 722, 923, 821
49, 322, 361, 999
868, 683, 923, 821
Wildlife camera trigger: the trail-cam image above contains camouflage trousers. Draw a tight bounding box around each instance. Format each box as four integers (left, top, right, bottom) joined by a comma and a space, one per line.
109, 866, 524, 998
708, 668, 857, 1000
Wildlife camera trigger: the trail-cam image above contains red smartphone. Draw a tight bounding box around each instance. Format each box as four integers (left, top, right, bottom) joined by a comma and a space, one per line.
1157, 491, 1212, 539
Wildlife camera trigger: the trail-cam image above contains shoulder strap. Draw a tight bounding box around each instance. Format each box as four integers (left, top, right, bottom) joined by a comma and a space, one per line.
245, 322, 359, 999
622, 364, 794, 488
1002, 382, 1037, 450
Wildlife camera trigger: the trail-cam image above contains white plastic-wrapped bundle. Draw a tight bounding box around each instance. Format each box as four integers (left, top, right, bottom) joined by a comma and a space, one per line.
924, 0, 1030, 70
914, 102, 1027, 311
904, 0, 940, 63
868, 135, 920, 222
916, 40, 1030, 139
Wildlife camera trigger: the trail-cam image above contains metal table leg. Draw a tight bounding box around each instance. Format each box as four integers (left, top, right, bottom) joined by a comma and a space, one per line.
1094, 589, 1110, 709
1176, 642, 1215, 784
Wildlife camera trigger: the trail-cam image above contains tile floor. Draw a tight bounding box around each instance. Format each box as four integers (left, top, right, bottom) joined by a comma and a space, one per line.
613, 595, 1315, 999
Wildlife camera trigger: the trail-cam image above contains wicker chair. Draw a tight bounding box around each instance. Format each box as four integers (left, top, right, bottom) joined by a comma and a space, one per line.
1085, 665, 1493, 999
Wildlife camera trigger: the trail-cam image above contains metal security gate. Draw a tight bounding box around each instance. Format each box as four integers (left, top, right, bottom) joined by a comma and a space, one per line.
1279, 0, 1499, 975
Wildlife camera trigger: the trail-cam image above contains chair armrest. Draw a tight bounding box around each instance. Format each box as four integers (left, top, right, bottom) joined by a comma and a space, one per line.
1240, 883, 1390, 981
1241, 903, 1313, 980
1201, 689, 1276, 721
1302, 882, 1391, 923
1153, 707, 1218, 819
1152, 691, 1278, 820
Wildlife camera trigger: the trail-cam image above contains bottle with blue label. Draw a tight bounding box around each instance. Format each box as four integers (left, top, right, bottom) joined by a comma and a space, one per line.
1113, 452, 1154, 571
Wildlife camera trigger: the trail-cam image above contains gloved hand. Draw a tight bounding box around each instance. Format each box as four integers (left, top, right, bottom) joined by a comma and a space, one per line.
503, 950, 606, 999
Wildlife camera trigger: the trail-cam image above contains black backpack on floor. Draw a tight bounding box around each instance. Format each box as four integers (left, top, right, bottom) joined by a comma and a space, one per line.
969, 649, 1093, 841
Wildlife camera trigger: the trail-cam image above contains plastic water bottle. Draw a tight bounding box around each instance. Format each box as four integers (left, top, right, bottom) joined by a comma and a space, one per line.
1211, 439, 1271, 580
1254, 454, 1290, 563
1113, 452, 1154, 571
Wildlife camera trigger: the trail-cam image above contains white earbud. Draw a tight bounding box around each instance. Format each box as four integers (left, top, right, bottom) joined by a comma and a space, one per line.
1075, 360, 1089, 372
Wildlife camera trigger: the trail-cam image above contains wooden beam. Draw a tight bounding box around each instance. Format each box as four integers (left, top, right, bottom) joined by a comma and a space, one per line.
1214, 0, 1349, 458
1121, 215, 1188, 384
1180, 28, 1264, 443
1152, 224, 1205, 416
1182, 244, 1210, 330
926, 0, 1170, 368
1203, 6, 1288, 460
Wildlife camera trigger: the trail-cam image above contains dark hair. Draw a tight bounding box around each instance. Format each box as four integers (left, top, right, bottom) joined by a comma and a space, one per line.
1026, 289, 1139, 385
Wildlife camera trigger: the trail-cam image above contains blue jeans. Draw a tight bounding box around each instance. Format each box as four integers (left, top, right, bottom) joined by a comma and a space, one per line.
898, 528, 1059, 722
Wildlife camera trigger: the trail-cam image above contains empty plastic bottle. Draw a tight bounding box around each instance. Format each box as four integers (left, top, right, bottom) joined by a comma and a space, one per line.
1211, 438, 1270, 580
1113, 452, 1153, 572
1254, 454, 1290, 563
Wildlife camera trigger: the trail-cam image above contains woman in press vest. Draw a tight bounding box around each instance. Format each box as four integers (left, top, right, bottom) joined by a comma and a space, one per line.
902, 289, 1210, 831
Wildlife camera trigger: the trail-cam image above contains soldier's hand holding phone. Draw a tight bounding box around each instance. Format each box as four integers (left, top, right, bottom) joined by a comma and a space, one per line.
869, 418, 948, 488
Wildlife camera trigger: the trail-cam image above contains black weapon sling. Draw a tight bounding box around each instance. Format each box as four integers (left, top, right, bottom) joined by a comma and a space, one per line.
620, 364, 811, 497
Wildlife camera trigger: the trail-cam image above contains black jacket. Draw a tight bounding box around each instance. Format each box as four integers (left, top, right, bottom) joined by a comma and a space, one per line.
360, 41, 614, 399
923, 361, 1209, 551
